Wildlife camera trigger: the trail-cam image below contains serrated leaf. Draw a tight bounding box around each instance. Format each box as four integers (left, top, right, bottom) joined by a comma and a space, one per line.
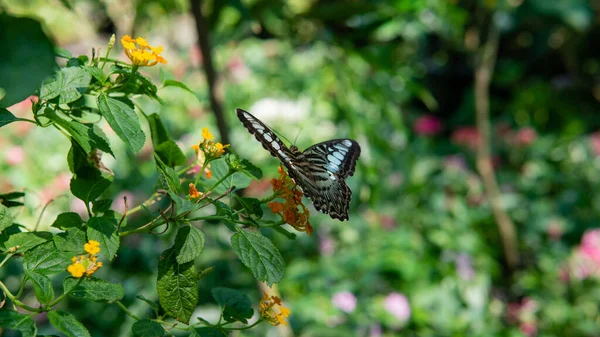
0, 109, 19, 127
48, 310, 91, 337
211, 288, 254, 324
44, 111, 114, 156
210, 158, 251, 194
87, 216, 119, 261
83, 66, 106, 83
193, 327, 226, 337
239, 159, 263, 180
155, 154, 180, 194
92, 199, 113, 214
155, 140, 186, 167
132, 319, 165, 337
3, 231, 52, 253
40, 67, 91, 104
26, 271, 54, 304
238, 197, 263, 218
0, 224, 21, 250
0, 309, 37, 337
0, 204, 13, 231
51, 212, 83, 229
53, 227, 86, 253
231, 231, 284, 286
168, 192, 195, 217
174, 226, 205, 264
157, 247, 198, 324
97, 93, 145, 152
24, 241, 72, 274
63, 277, 124, 302
70, 175, 112, 204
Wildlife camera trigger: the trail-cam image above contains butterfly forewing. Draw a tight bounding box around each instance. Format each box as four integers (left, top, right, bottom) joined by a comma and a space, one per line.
236, 108, 361, 221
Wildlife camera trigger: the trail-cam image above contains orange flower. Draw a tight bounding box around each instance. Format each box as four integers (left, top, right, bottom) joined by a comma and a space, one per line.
189, 183, 202, 199
197, 127, 230, 160
269, 166, 312, 234
121, 35, 167, 67
67, 241, 103, 278
259, 291, 291, 326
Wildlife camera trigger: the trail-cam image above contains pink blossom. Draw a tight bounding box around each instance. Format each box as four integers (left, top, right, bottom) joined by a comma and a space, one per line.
451, 127, 481, 149
514, 127, 537, 146
413, 115, 442, 136
520, 322, 537, 337
580, 229, 600, 264
5, 146, 25, 166
332, 291, 357, 313
384, 292, 410, 322
590, 133, 600, 156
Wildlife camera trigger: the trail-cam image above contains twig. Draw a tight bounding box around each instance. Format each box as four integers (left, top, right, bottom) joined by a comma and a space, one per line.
190, 0, 230, 144
474, 24, 520, 270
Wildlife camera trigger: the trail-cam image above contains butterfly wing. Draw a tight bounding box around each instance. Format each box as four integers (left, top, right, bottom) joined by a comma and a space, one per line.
236, 108, 295, 171
292, 139, 361, 221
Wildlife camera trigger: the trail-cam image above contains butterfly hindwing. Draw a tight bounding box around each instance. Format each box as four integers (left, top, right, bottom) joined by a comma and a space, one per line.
236, 109, 361, 221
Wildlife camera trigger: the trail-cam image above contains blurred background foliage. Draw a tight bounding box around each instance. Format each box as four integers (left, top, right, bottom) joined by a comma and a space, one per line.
2, 0, 600, 336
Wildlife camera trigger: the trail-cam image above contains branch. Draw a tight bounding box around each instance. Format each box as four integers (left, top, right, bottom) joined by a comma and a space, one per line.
190, 0, 230, 144
474, 25, 520, 270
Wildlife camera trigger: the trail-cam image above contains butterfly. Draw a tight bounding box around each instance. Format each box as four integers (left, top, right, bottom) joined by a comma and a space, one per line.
236, 108, 361, 221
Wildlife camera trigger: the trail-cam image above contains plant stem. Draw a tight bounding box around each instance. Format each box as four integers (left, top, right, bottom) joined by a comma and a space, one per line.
115, 301, 141, 320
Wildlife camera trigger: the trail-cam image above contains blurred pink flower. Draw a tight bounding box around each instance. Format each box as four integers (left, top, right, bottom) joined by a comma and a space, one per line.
380, 215, 396, 230
39, 173, 72, 204
228, 56, 250, 82
580, 229, 600, 264
369, 324, 382, 337
5, 146, 25, 166
443, 154, 467, 171
451, 127, 481, 149
590, 132, 600, 156
520, 322, 537, 337
319, 235, 335, 256
507, 297, 538, 335
413, 115, 442, 136
332, 291, 357, 313
384, 292, 410, 322
514, 127, 537, 146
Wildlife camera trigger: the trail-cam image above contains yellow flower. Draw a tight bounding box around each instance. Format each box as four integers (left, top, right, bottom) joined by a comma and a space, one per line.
189, 183, 202, 199
260, 292, 291, 326
202, 127, 214, 141
121, 35, 167, 67
67, 240, 103, 278
197, 127, 230, 161
84, 240, 101, 255
269, 166, 312, 234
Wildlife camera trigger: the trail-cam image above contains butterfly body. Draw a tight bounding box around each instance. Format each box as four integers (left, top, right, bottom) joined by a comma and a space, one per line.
236, 108, 360, 221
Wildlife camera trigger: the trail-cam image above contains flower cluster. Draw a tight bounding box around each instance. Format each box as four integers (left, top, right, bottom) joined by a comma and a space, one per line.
191, 128, 230, 179
268, 166, 312, 234
188, 183, 203, 199
67, 240, 103, 278
259, 292, 291, 326
121, 35, 167, 67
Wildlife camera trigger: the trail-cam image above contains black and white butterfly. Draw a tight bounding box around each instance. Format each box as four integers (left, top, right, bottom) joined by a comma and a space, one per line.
236, 108, 360, 221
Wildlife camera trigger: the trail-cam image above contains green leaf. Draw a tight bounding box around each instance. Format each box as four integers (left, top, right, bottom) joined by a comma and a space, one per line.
211, 287, 254, 324
239, 159, 263, 180
44, 111, 114, 156
147, 113, 171, 145
0, 109, 20, 127
87, 216, 120, 261
155, 154, 181, 194
55, 47, 72, 59
0, 224, 21, 250
174, 226, 205, 264
40, 67, 92, 104
26, 270, 55, 304
24, 241, 72, 274
63, 277, 124, 302
162, 80, 199, 100
70, 175, 112, 204
238, 197, 263, 218
3, 231, 52, 253
157, 247, 198, 324
210, 158, 252, 194
92, 199, 113, 214
83, 65, 106, 83
193, 327, 226, 337
53, 227, 86, 253
0, 309, 37, 337
132, 319, 165, 337
0, 204, 13, 231
136, 295, 160, 313
97, 93, 146, 152
51, 212, 83, 229
48, 310, 91, 337
0, 15, 57, 108
230, 231, 285, 286
155, 140, 186, 167
168, 192, 196, 217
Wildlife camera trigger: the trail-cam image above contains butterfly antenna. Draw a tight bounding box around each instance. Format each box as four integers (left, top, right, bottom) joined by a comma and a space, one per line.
292, 127, 303, 147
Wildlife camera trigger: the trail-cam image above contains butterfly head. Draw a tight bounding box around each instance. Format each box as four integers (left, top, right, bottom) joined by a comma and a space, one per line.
289, 144, 301, 156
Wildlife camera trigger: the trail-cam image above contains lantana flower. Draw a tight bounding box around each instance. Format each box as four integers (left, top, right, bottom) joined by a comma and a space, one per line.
268, 166, 312, 234
259, 291, 291, 326
67, 240, 103, 278
121, 35, 167, 67
198, 127, 230, 160
189, 183, 203, 199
